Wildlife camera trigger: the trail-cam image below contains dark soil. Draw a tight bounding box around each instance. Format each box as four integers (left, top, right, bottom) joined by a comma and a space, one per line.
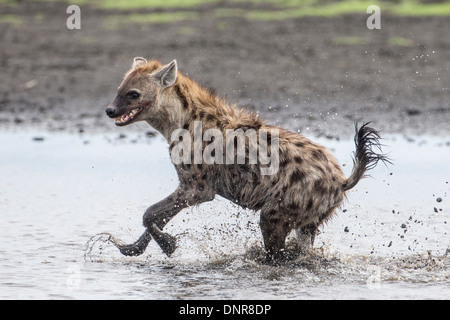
1, 1, 449, 138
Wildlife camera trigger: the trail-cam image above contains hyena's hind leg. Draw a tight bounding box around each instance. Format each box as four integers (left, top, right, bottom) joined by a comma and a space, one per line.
259, 209, 293, 264
293, 205, 340, 253
294, 223, 318, 252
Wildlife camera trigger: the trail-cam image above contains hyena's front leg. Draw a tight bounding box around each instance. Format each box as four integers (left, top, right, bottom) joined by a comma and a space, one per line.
115, 189, 187, 257
117, 185, 213, 257
140, 191, 190, 256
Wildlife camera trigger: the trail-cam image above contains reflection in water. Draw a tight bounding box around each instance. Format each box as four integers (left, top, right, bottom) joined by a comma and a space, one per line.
0, 131, 448, 299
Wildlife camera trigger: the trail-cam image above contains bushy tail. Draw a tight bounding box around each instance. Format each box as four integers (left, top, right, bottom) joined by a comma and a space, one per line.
343, 122, 391, 191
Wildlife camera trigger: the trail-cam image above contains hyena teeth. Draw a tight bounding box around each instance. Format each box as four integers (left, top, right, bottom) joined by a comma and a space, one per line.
113, 108, 141, 124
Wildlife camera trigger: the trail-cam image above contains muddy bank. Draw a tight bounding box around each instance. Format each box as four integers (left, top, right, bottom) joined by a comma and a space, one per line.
0, 1, 449, 138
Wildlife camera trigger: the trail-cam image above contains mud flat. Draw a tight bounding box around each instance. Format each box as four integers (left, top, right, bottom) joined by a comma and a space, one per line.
0, 1, 449, 137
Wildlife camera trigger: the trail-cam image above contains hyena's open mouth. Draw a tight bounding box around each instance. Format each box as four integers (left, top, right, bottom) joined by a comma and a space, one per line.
115, 107, 143, 126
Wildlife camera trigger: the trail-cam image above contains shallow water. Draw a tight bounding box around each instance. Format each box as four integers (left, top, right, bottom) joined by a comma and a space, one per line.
0, 130, 448, 299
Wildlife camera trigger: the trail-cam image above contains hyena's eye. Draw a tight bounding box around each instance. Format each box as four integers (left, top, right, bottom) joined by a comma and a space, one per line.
126, 91, 140, 100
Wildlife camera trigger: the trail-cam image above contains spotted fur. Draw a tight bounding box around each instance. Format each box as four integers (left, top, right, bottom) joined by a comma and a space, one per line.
104, 58, 389, 262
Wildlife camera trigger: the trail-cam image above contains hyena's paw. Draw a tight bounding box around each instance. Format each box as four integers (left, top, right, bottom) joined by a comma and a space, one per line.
262, 249, 301, 266
85, 232, 150, 259
115, 230, 152, 257
117, 242, 147, 257
155, 231, 177, 257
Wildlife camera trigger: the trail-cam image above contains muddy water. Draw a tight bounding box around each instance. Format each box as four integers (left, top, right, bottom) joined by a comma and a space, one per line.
0, 130, 448, 299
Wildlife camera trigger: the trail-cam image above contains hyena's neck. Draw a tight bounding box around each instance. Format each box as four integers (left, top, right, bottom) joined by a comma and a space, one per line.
146, 87, 188, 142
147, 72, 263, 144
148, 76, 231, 142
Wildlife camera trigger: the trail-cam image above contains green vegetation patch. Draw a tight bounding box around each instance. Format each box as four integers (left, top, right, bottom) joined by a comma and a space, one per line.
0, 14, 23, 27
3, 0, 450, 26
103, 11, 200, 29
244, 0, 450, 20
388, 36, 415, 47
98, 0, 218, 9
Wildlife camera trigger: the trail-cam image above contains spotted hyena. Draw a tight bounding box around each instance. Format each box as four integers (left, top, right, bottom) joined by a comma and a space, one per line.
102, 58, 389, 263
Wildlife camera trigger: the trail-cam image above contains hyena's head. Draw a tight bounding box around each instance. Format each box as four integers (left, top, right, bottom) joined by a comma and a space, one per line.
105, 57, 177, 127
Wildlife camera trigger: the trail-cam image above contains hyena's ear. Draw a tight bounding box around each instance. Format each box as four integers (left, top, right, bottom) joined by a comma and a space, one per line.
131, 57, 147, 69
152, 60, 177, 88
